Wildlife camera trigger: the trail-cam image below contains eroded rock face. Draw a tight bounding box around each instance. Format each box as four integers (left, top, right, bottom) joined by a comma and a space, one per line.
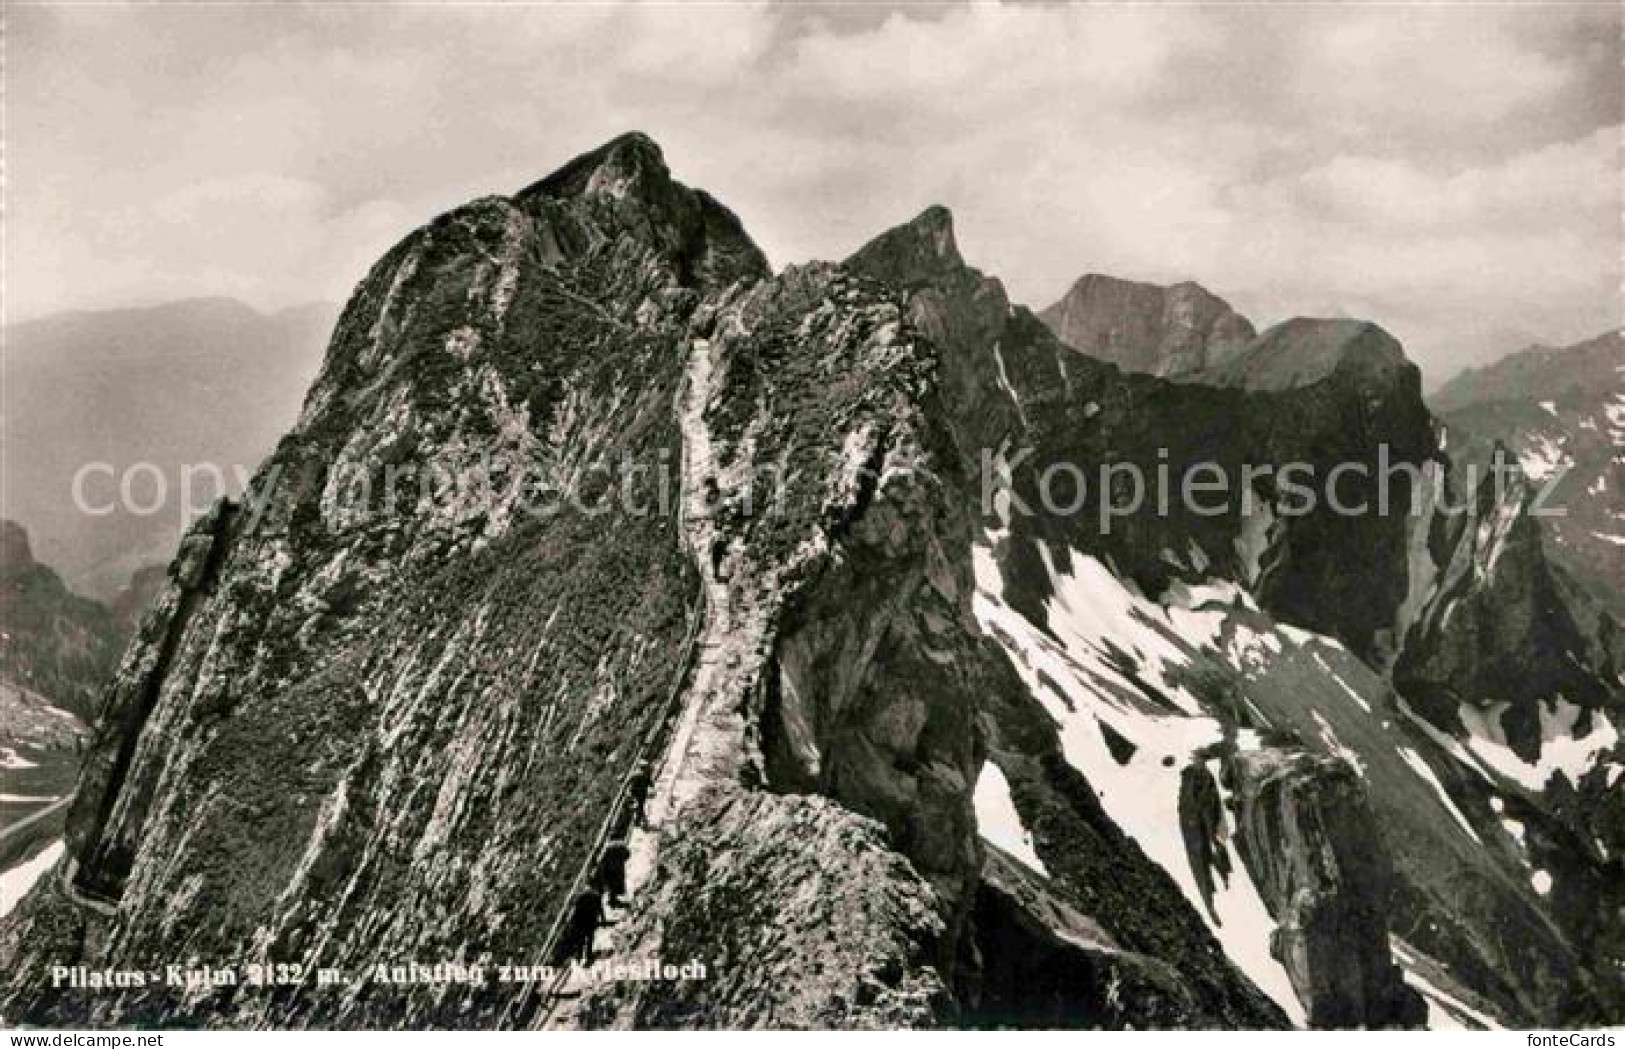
0, 519, 116, 861
1227, 750, 1425, 1029
1396, 452, 1618, 737
1392, 447, 1624, 1000
7, 135, 728, 1028
563, 255, 1003, 1022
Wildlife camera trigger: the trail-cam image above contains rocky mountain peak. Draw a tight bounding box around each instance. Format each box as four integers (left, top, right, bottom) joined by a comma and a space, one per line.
845, 205, 966, 288
1038, 272, 1255, 378
0, 518, 123, 722
520, 130, 669, 202
0, 518, 35, 575
1207, 317, 1412, 393
512, 131, 769, 291
1433, 328, 1624, 413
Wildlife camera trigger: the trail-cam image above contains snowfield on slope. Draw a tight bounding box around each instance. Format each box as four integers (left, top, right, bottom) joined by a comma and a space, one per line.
0, 839, 64, 920
971, 537, 1307, 1026
1457, 698, 1620, 793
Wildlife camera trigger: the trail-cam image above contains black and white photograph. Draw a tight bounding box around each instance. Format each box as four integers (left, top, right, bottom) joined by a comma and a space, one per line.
0, 0, 1621, 1034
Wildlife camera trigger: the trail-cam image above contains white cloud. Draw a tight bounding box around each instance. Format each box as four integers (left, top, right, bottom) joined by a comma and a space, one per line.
6, 1, 1620, 381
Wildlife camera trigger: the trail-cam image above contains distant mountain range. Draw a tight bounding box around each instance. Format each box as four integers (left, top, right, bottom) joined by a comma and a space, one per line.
1039, 277, 1623, 615
2, 297, 336, 600
1429, 331, 1624, 615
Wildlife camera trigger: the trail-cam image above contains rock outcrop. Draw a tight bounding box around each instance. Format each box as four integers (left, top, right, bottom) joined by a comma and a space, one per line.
1227, 750, 1425, 1029
0, 520, 122, 723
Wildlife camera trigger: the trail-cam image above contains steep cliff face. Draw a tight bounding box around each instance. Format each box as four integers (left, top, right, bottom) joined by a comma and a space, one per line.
10, 134, 729, 1028
1396, 453, 1618, 732
565, 254, 1007, 1027
1392, 448, 1624, 997
1407, 335, 1625, 993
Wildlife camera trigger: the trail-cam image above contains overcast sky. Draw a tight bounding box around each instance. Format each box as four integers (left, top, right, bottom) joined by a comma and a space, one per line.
8, 1, 1620, 381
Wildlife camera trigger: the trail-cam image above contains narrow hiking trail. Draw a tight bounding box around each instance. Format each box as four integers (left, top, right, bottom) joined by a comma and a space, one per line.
540, 334, 774, 1028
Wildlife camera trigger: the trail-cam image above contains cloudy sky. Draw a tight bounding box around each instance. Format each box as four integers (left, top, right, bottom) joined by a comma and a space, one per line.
8, 1, 1620, 381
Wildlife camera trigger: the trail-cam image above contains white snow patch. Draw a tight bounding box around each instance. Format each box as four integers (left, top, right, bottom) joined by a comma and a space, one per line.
990, 341, 1028, 427
1397, 746, 1480, 844
1312, 711, 1366, 775
1278, 623, 1336, 649
1516, 434, 1568, 482
1038, 546, 1206, 715
1311, 652, 1372, 713
1531, 869, 1552, 895
0, 747, 38, 770
1605, 393, 1625, 447
0, 794, 60, 804
1592, 532, 1625, 547
1393, 939, 1501, 1030
0, 840, 64, 919
1224, 624, 1284, 675
1396, 697, 1493, 784
1500, 816, 1526, 853
1459, 699, 1619, 793
973, 761, 1048, 876
1539, 400, 1557, 416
